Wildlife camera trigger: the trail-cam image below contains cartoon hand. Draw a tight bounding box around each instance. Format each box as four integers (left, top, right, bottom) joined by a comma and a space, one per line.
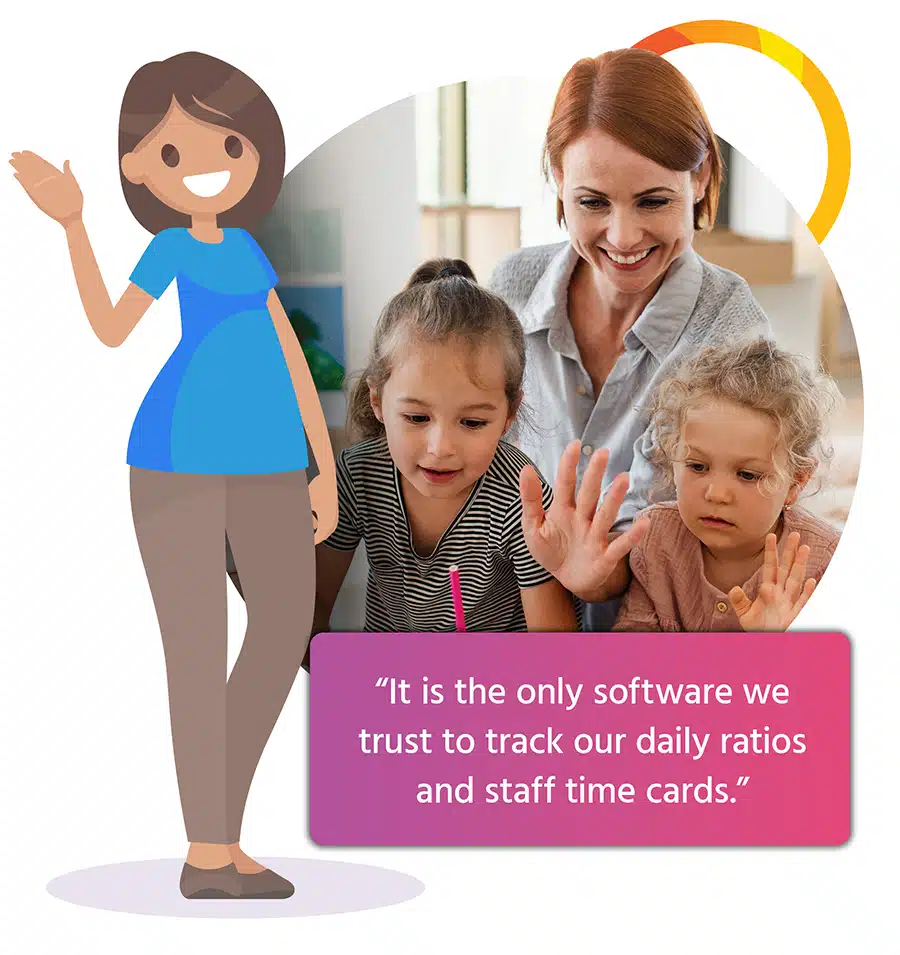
728, 532, 817, 631
519, 441, 648, 602
10, 151, 84, 226
308, 473, 339, 545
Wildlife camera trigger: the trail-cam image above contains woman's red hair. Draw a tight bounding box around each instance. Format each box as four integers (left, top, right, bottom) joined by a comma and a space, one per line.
543, 48, 722, 230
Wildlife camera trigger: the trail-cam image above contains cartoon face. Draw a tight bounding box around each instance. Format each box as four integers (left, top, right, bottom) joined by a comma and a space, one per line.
673, 398, 806, 556
120, 98, 260, 219
556, 128, 709, 299
370, 338, 517, 505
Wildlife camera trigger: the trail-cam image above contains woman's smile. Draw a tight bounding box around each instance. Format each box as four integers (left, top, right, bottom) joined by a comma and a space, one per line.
183, 169, 232, 197
600, 245, 658, 270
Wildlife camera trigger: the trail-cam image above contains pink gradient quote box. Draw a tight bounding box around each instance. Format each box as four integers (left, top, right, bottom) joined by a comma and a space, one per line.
308, 632, 850, 846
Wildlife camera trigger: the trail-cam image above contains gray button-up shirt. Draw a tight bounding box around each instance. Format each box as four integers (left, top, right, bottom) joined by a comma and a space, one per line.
489, 241, 772, 532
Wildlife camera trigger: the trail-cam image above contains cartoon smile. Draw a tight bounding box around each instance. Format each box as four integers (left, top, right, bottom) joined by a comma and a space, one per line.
182, 170, 231, 197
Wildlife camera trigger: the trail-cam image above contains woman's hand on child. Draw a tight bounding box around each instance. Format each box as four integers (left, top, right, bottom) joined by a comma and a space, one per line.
728, 532, 817, 631
309, 473, 339, 545
519, 441, 648, 602
10, 151, 84, 227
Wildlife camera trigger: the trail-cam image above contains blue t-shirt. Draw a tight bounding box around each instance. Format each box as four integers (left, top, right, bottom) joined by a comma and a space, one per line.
127, 228, 308, 475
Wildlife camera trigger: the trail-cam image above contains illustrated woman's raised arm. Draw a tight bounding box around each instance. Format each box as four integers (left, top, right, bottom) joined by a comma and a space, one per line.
10, 151, 153, 346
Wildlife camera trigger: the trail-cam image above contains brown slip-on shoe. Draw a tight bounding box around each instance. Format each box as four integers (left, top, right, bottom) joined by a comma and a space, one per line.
238, 867, 295, 899
180, 862, 243, 899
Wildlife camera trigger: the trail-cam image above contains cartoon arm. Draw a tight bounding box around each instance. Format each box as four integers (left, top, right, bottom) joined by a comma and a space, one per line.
267, 289, 338, 544
10, 152, 153, 346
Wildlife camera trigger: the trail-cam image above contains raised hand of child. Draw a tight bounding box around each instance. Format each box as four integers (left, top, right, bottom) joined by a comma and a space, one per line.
728, 531, 817, 631
519, 441, 648, 602
10, 151, 84, 226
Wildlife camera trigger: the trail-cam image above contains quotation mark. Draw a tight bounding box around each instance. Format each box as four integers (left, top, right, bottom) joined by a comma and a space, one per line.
730, 776, 751, 803
376, 677, 389, 688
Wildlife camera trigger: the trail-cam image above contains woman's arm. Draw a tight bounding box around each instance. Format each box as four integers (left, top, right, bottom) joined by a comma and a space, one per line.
11, 152, 153, 346
267, 289, 339, 543
313, 543, 356, 636
520, 579, 579, 632
65, 220, 154, 346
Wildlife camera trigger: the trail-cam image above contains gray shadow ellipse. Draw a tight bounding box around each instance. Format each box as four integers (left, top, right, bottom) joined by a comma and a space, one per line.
46, 857, 425, 919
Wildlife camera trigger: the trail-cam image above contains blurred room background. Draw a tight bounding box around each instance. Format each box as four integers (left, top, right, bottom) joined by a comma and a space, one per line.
256, 80, 862, 631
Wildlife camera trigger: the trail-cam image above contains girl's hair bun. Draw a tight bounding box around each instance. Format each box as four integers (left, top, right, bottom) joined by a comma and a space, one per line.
405, 258, 477, 289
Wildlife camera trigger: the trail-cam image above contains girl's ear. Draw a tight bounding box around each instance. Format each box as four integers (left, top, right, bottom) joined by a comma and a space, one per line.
121, 151, 145, 185
367, 378, 383, 423
786, 465, 815, 507
503, 391, 523, 434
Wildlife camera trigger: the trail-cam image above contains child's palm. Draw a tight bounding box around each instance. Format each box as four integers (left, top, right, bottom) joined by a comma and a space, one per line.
729, 532, 817, 631
519, 441, 647, 602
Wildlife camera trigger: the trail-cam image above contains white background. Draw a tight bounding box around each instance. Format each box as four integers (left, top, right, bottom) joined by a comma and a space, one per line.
0, 1, 894, 951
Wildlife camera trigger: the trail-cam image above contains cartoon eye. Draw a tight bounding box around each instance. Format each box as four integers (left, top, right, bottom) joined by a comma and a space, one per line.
225, 135, 243, 159
161, 144, 180, 168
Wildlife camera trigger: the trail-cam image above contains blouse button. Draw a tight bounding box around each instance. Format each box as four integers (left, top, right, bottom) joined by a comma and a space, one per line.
576, 385, 587, 396
716, 601, 729, 613
582, 444, 594, 457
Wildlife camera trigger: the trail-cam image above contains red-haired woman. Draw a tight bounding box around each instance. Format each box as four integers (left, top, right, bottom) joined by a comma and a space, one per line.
496, 49, 772, 629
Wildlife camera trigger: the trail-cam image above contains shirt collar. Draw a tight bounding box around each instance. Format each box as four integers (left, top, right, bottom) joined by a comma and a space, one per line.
519, 242, 704, 365
518, 242, 578, 335
625, 247, 703, 363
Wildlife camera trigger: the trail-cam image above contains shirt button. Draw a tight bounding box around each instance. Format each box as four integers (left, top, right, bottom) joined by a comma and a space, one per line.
716, 601, 729, 613
582, 444, 593, 457
575, 385, 587, 396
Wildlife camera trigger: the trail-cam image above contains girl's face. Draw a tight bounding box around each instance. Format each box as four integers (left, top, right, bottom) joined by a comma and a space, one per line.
673, 398, 808, 555
121, 99, 259, 219
556, 128, 709, 299
370, 338, 517, 504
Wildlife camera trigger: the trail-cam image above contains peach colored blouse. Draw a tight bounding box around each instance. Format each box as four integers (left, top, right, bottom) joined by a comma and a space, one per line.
613, 502, 840, 632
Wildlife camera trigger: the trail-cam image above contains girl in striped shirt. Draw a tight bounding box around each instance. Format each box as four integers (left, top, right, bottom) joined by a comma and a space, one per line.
312, 258, 578, 641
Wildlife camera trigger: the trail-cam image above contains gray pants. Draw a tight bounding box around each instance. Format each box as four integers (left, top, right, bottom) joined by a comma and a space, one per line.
130, 467, 314, 844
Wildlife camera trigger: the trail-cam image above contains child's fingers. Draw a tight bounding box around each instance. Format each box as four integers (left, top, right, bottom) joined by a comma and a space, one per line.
728, 585, 752, 618
602, 516, 650, 564
762, 533, 778, 588
519, 465, 546, 536
591, 468, 629, 541
555, 440, 581, 512
576, 447, 609, 524
758, 581, 778, 606
784, 543, 811, 603
792, 577, 817, 618
777, 532, 801, 588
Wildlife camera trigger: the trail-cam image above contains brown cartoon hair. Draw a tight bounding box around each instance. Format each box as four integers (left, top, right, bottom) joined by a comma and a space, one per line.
118, 52, 285, 234
543, 48, 722, 231
346, 258, 527, 441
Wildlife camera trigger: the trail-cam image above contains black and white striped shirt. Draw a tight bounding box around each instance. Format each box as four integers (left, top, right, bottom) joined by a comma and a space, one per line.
325, 437, 555, 632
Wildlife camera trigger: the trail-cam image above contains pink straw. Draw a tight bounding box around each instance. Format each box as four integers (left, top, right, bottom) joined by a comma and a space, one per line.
449, 564, 466, 632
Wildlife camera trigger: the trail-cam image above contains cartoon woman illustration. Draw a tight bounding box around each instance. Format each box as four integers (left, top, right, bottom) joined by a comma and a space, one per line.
11, 52, 337, 900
